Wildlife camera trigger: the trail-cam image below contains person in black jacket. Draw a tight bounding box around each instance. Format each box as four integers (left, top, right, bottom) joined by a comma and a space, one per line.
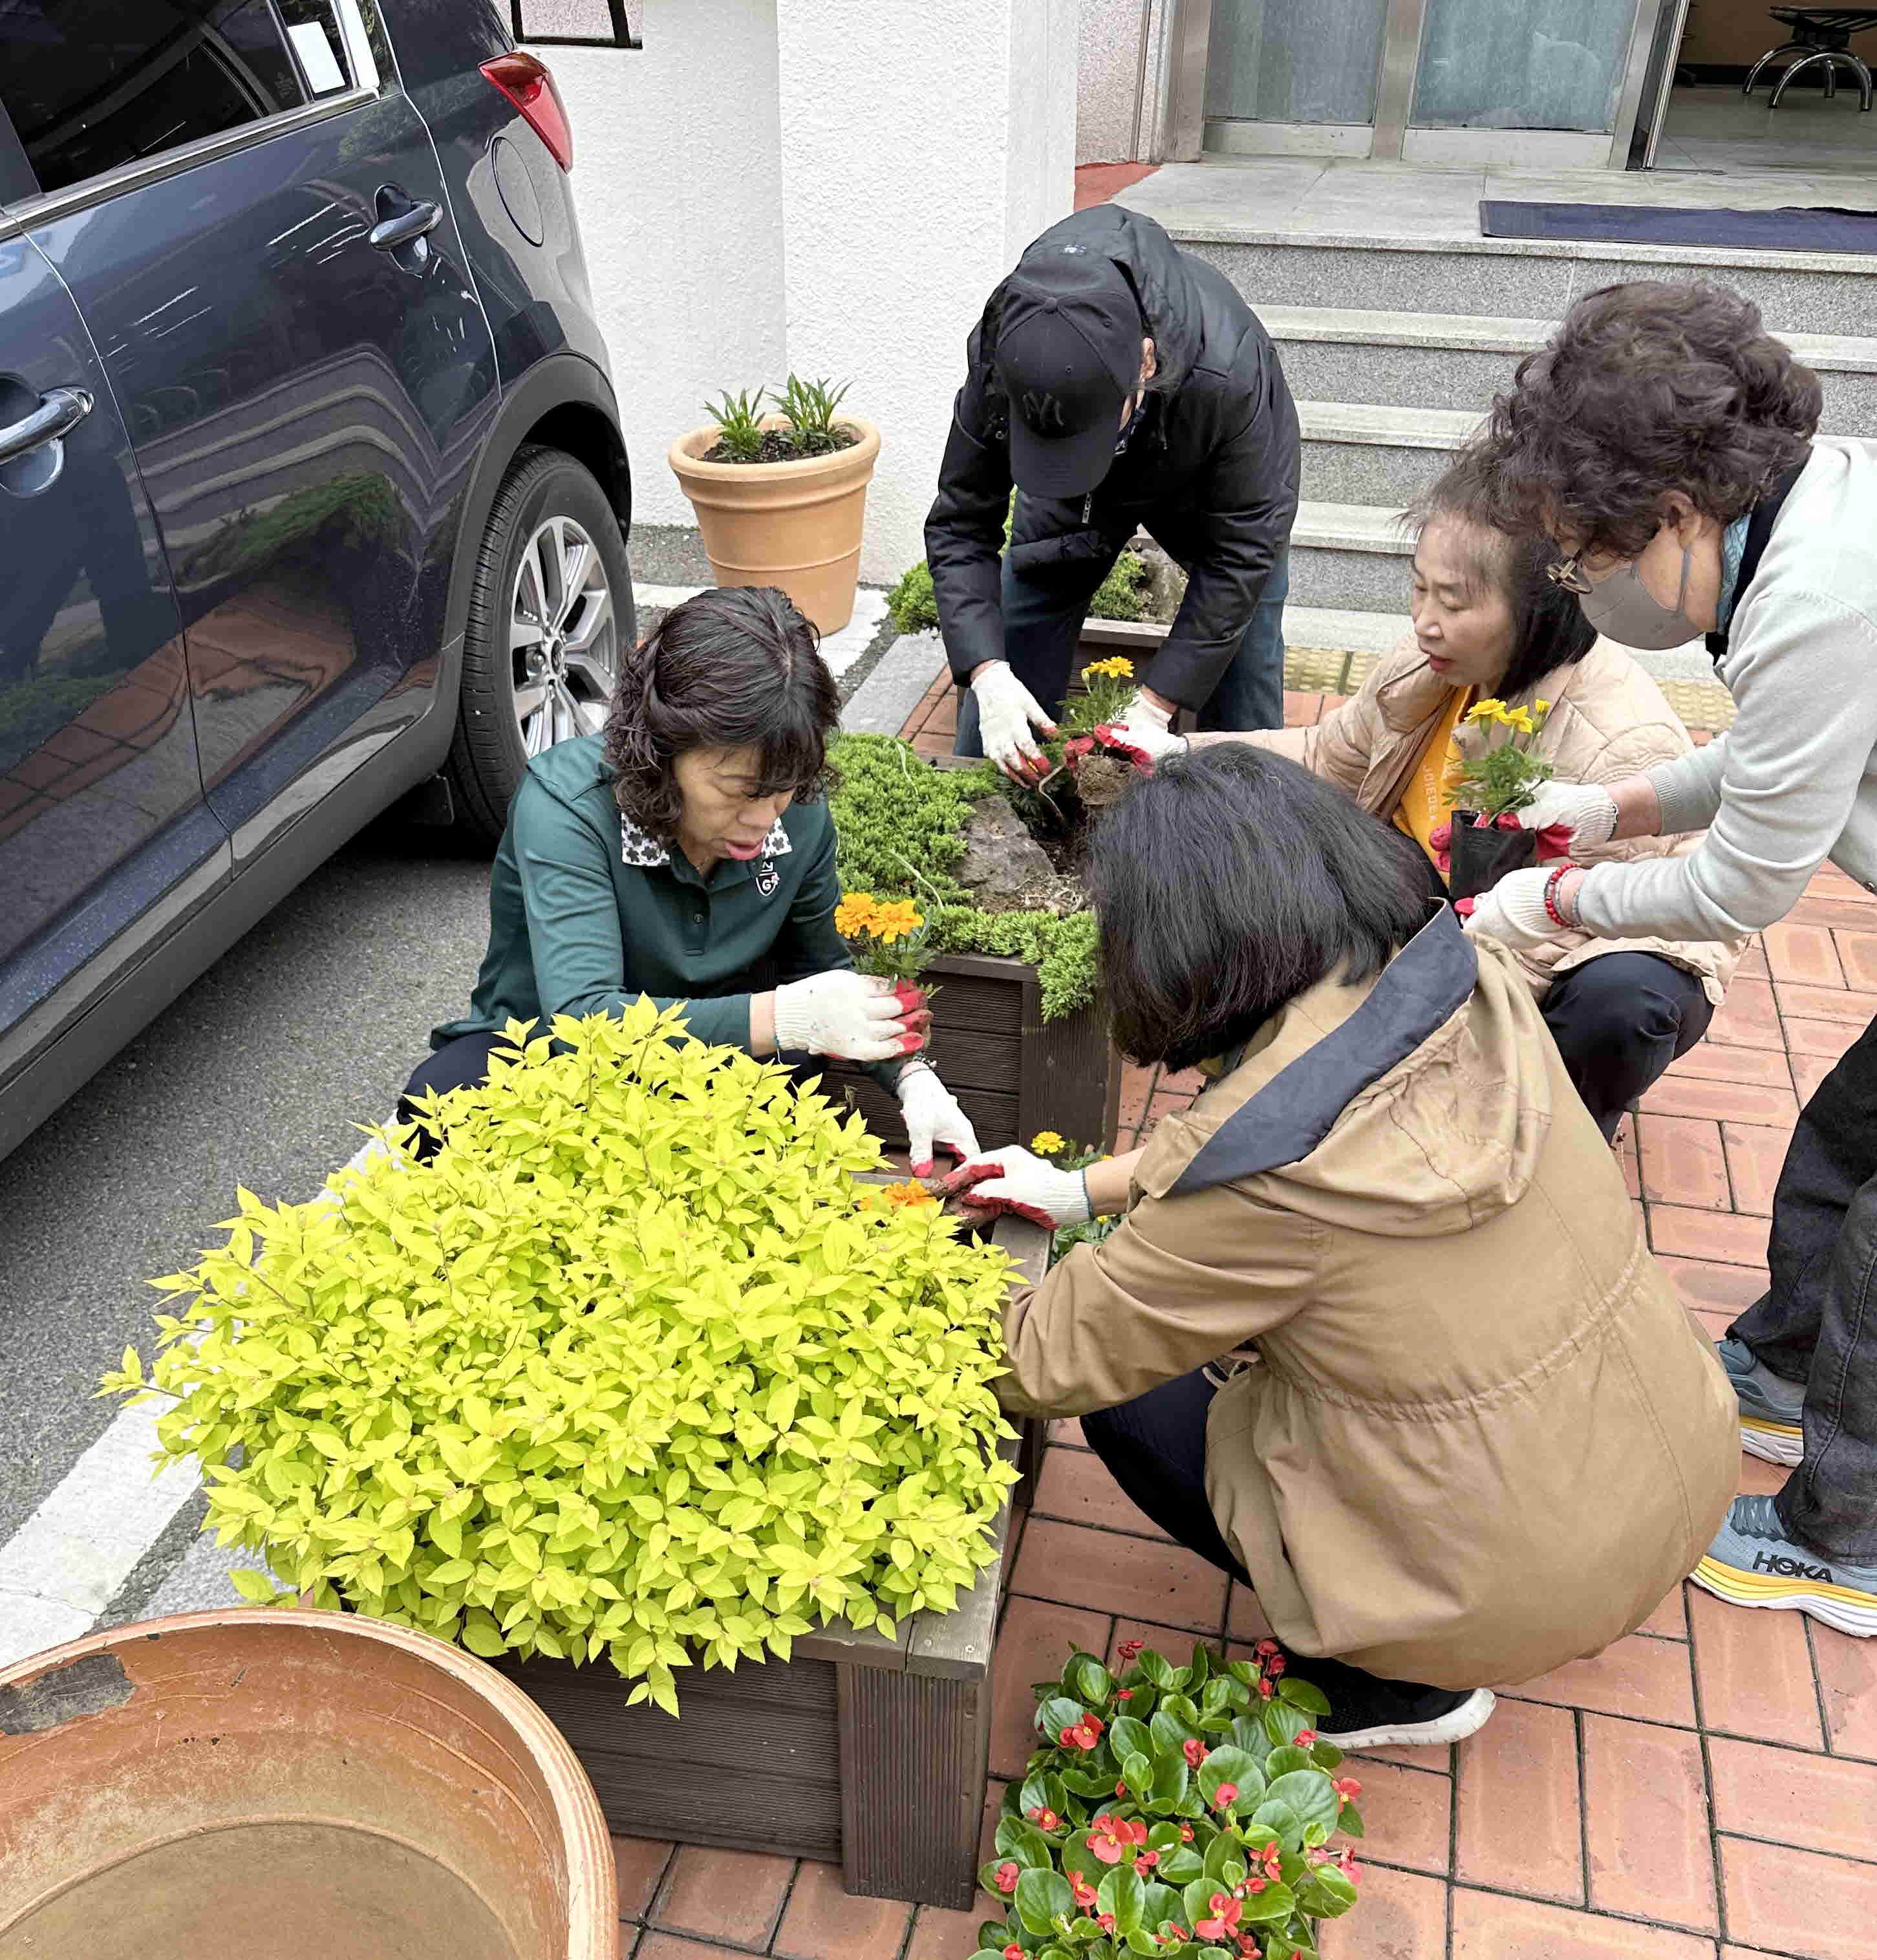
927, 206, 1300, 781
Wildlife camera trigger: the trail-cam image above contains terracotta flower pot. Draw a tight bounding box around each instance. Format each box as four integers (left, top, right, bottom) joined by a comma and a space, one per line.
0, 1609, 617, 1960
667, 415, 880, 634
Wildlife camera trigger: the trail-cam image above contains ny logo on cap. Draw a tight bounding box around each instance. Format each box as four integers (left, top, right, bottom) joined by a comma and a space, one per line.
1021, 390, 1066, 430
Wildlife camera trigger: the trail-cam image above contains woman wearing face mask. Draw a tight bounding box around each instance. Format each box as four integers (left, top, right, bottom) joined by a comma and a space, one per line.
1170, 490, 1741, 1141
1455, 279, 1877, 1640
401, 587, 978, 1172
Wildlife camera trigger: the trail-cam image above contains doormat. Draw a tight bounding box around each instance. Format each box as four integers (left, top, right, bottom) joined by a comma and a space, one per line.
1479, 200, 1877, 253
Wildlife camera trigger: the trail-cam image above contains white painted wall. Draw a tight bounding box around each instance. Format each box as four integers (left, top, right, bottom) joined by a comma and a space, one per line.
543, 0, 1076, 579
775, 0, 1077, 583
548, 2, 786, 532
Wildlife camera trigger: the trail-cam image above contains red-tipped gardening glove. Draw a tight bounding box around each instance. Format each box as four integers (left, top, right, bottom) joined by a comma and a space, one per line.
940, 1147, 1092, 1229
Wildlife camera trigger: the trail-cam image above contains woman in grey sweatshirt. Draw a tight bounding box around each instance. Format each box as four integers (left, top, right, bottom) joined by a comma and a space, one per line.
1453, 279, 1877, 1642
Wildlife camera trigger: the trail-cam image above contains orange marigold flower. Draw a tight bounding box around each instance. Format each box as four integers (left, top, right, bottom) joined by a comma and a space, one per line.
834, 893, 877, 936
882, 1179, 935, 1208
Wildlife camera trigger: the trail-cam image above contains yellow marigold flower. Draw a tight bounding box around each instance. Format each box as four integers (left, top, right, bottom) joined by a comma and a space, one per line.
883, 1179, 935, 1207
1534, 698, 1552, 715
1506, 709, 1536, 735
1464, 698, 1507, 724
1030, 1130, 1067, 1156
871, 899, 923, 945
1084, 656, 1135, 680
835, 893, 877, 936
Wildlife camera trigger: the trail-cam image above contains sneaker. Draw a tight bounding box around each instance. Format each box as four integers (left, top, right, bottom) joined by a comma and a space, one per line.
1691, 1494, 1877, 1638
1316, 1682, 1496, 1751
1717, 1336, 1805, 1465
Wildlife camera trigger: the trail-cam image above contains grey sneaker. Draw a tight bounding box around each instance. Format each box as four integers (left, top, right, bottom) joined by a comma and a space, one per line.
1717, 1336, 1805, 1467
1693, 1494, 1877, 1638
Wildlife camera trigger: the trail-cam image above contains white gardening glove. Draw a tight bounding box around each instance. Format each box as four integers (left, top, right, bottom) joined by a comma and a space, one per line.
942, 1145, 1092, 1229
1510, 781, 1618, 853
1459, 866, 1560, 953
1096, 689, 1188, 772
774, 970, 925, 1062
972, 661, 1058, 783
896, 1062, 980, 1176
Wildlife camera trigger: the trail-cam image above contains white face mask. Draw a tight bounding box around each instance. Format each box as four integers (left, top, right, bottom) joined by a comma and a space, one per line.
1561, 543, 1702, 652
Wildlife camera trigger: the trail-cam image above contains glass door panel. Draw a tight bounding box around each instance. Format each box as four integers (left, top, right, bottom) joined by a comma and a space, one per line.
1411, 0, 1636, 131
1204, 0, 1392, 125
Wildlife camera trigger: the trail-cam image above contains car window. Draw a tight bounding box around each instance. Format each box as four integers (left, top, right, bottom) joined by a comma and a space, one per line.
0, 0, 359, 199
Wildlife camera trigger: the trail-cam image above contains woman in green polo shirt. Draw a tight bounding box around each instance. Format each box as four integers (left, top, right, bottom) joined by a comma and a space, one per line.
403, 587, 978, 1170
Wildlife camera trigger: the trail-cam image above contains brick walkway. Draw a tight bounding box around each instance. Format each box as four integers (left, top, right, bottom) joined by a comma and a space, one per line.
605, 686, 1877, 1960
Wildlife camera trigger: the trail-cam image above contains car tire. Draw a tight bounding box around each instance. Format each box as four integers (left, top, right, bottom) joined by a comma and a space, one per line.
445, 444, 635, 845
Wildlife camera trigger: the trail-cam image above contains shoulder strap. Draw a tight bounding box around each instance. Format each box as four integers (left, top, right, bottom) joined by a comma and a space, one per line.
1707, 462, 1806, 662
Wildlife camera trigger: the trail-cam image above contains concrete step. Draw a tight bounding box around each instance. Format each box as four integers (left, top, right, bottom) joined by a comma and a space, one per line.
1289, 498, 1415, 612
1266, 305, 1877, 431
1181, 233, 1877, 341
1298, 399, 1477, 505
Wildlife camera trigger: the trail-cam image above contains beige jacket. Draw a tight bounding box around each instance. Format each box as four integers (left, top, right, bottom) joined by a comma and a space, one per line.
1244, 634, 1743, 1004
998, 914, 1737, 1690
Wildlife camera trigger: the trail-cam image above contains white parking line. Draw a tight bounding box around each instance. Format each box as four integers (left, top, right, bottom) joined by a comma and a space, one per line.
0, 1141, 387, 1672
0, 1394, 199, 1668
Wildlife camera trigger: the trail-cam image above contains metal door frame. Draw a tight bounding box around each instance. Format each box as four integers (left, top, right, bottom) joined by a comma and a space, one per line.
1160, 0, 1675, 168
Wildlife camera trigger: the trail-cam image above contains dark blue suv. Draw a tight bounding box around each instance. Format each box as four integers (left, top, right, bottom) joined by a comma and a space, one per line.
0, 0, 634, 1159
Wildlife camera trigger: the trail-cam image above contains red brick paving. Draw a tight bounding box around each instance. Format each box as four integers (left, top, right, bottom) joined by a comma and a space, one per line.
605, 684, 1877, 1959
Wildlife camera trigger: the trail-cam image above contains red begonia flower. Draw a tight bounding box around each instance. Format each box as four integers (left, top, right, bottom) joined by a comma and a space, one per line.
993, 1860, 1019, 1894
1212, 1782, 1239, 1810
1183, 1737, 1208, 1768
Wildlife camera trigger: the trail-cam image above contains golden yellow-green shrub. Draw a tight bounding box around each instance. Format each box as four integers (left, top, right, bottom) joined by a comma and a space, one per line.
102, 1003, 1020, 1715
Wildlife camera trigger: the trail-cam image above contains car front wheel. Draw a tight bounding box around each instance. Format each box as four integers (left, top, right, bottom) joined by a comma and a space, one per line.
445, 444, 634, 843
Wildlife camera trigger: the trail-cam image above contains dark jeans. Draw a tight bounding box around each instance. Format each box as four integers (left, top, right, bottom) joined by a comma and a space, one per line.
1540, 952, 1714, 1143
1078, 1368, 1453, 1706
954, 540, 1289, 754
1732, 1002, 1877, 1561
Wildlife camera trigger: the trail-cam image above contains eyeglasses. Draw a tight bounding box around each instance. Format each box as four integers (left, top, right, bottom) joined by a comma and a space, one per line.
1546, 554, 1593, 596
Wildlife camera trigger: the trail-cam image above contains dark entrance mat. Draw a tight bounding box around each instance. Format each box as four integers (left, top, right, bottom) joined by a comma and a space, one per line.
1479, 200, 1877, 252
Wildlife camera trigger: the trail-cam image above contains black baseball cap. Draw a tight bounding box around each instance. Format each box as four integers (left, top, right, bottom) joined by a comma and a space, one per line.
993, 248, 1144, 498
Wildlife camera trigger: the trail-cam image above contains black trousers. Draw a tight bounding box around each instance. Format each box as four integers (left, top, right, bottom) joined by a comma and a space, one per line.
1539, 952, 1714, 1142
1078, 1370, 1450, 1702
1732, 1001, 1877, 1560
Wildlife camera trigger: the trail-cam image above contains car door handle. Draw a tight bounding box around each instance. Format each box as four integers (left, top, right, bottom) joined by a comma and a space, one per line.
368, 201, 442, 252
0, 386, 93, 465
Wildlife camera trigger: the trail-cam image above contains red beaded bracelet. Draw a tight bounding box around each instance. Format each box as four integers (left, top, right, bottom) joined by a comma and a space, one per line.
1542, 867, 1573, 930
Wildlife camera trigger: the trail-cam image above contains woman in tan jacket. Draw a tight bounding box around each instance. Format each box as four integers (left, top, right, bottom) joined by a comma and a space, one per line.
1132, 500, 1742, 1139
955, 747, 1737, 1749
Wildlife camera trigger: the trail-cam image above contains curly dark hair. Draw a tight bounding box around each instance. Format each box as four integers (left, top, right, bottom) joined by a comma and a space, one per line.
603, 586, 840, 839
1467, 280, 1821, 557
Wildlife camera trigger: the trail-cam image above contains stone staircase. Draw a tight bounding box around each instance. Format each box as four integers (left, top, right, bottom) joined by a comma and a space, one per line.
1127, 192, 1877, 720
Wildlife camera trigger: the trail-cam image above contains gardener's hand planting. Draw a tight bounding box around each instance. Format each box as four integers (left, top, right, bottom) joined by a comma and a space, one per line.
971, 660, 1058, 783
896, 1062, 980, 1176
774, 970, 928, 1062
1458, 865, 1565, 953
1506, 780, 1620, 852
945, 1146, 1092, 1229
1099, 689, 1187, 772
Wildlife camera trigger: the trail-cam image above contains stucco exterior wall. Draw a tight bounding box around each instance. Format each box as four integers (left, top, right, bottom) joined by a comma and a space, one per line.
775, 0, 1076, 584
548, 3, 787, 533
542, 0, 1074, 582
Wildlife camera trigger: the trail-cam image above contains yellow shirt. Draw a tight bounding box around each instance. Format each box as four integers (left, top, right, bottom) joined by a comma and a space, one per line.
1391, 686, 1473, 871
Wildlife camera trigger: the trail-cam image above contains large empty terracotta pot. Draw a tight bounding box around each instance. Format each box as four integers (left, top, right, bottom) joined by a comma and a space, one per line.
0, 1609, 616, 1960
668, 415, 880, 633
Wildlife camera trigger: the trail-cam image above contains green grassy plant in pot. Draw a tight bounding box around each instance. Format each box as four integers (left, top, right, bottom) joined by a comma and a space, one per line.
101, 1002, 1019, 1717
973, 1640, 1365, 1960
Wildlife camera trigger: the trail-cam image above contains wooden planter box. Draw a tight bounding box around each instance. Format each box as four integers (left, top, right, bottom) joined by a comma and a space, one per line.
493, 1214, 1049, 1910
830, 947, 1121, 1154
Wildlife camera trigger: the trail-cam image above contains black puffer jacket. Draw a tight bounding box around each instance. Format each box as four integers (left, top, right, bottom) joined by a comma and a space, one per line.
925, 206, 1300, 711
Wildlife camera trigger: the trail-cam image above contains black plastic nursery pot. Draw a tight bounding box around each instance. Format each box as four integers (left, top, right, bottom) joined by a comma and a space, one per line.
1447, 809, 1539, 903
